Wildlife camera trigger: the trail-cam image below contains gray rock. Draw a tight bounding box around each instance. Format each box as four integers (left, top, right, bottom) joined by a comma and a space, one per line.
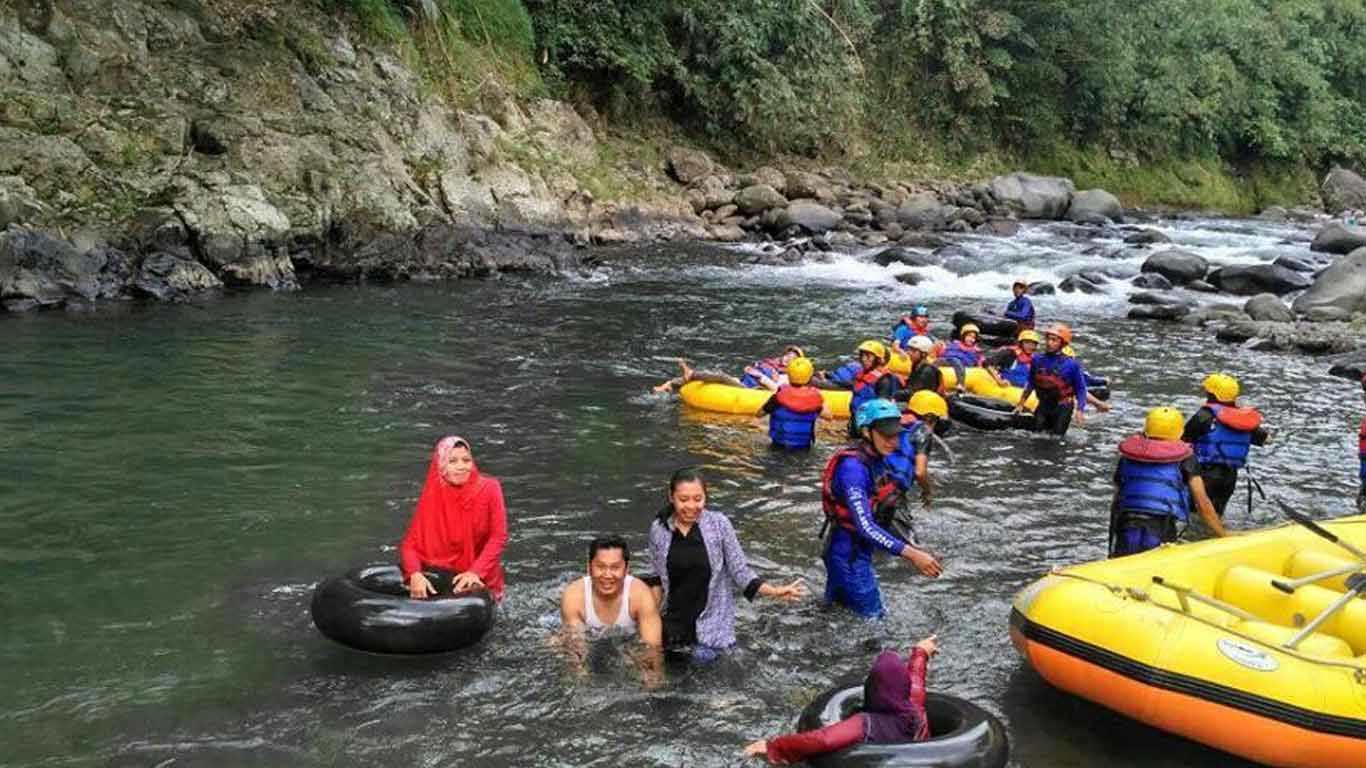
1293, 247, 1366, 315
977, 219, 1020, 237
132, 252, 222, 301
0, 229, 131, 310
895, 272, 926, 286
667, 147, 713, 185
1060, 274, 1104, 294
988, 173, 1075, 219
1132, 273, 1173, 290
0, 175, 44, 228
786, 171, 833, 202
1141, 249, 1208, 285
1258, 206, 1289, 222
707, 224, 747, 242
1188, 280, 1219, 293
1207, 263, 1311, 296
1123, 228, 1172, 245
1067, 188, 1123, 222
1028, 281, 1056, 296
1129, 291, 1189, 307
695, 176, 734, 210
897, 232, 951, 249
1305, 306, 1352, 323
740, 167, 786, 195
1321, 167, 1366, 214
872, 247, 939, 268
881, 222, 904, 240
1128, 304, 1190, 321
735, 184, 788, 215
785, 200, 842, 233
1272, 254, 1316, 273
1327, 350, 1366, 381
1217, 320, 1361, 354
1310, 223, 1366, 254
951, 311, 1018, 339
897, 191, 949, 230
1244, 293, 1295, 322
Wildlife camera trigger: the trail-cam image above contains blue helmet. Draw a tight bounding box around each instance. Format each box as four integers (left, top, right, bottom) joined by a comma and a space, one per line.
912, 304, 929, 318
855, 398, 902, 430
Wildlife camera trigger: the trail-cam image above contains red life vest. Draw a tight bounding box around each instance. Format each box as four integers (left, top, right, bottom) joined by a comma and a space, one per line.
773, 384, 825, 413
855, 366, 888, 391
1358, 416, 1365, 456
1010, 345, 1032, 365
820, 446, 899, 532
1032, 356, 1075, 401
1118, 435, 1194, 463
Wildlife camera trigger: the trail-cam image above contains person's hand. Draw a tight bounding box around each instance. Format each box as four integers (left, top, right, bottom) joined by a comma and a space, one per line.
1012, 401, 1025, 414
772, 578, 808, 602
914, 634, 940, 657
453, 571, 485, 593
742, 740, 769, 760
1074, 409, 1086, 425
408, 572, 435, 599
1096, 401, 1112, 413
903, 546, 943, 577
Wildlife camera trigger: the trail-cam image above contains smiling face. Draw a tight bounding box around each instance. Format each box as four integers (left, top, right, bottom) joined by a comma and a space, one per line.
859, 351, 879, 370
440, 445, 475, 485
1045, 333, 1064, 353
1021, 340, 1038, 355
589, 546, 628, 599
961, 331, 978, 346
670, 479, 706, 526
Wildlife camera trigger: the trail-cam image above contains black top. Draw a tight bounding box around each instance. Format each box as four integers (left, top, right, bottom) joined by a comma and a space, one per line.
1181, 404, 1270, 445
663, 523, 711, 647
984, 346, 1019, 371
905, 361, 942, 395
761, 394, 779, 414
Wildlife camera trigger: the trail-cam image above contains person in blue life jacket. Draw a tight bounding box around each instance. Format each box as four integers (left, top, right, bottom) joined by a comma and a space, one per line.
1110, 407, 1225, 557
935, 324, 1007, 393
1004, 280, 1035, 333
817, 340, 901, 438
820, 399, 944, 618
878, 392, 949, 545
1181, 373, 1269, 519
653, 345, 805, 393
986, 329, 1039, 388
891, 305, 934, 353
759, 357, 830, 451
1013, 323, 1087, 436
1060, 344, 1113, 414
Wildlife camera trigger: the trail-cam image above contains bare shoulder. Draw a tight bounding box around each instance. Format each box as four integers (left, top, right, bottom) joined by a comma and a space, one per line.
629, 577, 659, 612
561, 578, 585, 617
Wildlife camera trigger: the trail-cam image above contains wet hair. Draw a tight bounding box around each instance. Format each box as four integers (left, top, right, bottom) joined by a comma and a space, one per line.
587, 535, 630, 564
657, 467, 708, 522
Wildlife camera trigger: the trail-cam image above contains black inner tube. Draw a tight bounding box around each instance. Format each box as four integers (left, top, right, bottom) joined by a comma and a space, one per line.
310, 565, 495, 655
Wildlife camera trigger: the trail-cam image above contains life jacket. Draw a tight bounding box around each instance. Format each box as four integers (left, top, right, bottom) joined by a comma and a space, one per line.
850, 366, 896, 413
882, 419, 930, 492
938, 340, 983, 368
768, 385, 824, 450
1192, 404, 1262, 469
1001, 345, 1032, 387
821, 445, 900, 532
740, 358, 782, 389
894, 317, 931, 337
1030, 353, 1075, 401
1115, 436, 1192, 521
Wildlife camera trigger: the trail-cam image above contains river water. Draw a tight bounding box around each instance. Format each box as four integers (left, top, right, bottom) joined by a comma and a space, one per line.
3, 217, 1362, 768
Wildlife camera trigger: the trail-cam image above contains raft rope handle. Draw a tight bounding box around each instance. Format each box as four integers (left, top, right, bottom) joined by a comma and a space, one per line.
1285, 574, 1366, 651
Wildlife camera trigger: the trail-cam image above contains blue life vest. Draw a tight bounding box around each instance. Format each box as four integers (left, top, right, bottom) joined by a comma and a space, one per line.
768, 385, 824, 450
937, 341, 982, 368
850, 367, 896, 415
1193, 404, 1259, 469
1000, 345, 1032, 387
740, 359, 781, 389
1115, 436, 1192, 521
1358, 417, 1365, 482
882, 420, 929, 491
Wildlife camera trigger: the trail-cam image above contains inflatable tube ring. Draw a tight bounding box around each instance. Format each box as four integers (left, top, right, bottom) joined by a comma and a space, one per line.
797, 684, 1009, 768
310, 564, 495, 654
948, 395, 1037, 433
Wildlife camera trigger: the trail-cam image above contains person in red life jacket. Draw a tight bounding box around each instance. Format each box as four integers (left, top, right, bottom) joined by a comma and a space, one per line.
742, 636, 940, 764
1358, 375, 1365, 511
400, 436, 508, 600
817, 340, 902, 438
1013, 323, 1087, 436
821, 399, 943, 618
1004, 279, 1035, 333
1180, 373, 1269, 520
1110, 407, 1224, 557
891, 304, 934, 353
900, 335, 942, 397
652, 345, 804, 393
987, 329, 1039, 388
759, 357, 829, 451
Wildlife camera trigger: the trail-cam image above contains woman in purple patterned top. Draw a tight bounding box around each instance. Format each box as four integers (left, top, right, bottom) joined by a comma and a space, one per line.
647, 468, 806, 661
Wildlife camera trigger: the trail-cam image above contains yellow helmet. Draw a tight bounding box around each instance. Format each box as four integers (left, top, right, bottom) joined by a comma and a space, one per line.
786, 357, 814, 385
1144, 406, 1185, 441
1018, 329, 1041, 344
908, 390, 948, 419
857, 340, 888, 363
1062, 345, 1075, 357
959, 323, 981, 338
1202, 373, 1240, 403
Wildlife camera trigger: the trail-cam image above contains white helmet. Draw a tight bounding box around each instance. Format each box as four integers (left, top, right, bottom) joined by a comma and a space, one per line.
907, 336, 934, 353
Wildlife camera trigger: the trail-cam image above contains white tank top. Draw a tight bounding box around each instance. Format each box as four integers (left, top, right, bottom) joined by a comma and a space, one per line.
582, 575, 636, 631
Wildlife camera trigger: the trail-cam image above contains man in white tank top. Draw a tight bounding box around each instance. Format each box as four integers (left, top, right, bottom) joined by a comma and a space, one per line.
560, 535, 662, 646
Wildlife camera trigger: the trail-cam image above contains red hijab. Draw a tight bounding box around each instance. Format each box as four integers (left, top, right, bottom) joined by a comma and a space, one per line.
415, 436, 486, 565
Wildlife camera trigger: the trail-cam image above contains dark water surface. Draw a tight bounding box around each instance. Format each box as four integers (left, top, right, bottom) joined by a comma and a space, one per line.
3, 220, 1361, 767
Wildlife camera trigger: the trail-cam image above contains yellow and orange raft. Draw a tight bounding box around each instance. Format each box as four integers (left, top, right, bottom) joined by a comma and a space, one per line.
1011, 515, 1366, 768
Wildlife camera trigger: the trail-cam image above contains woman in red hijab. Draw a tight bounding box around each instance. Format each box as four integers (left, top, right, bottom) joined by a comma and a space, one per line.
399, 436, 508, 600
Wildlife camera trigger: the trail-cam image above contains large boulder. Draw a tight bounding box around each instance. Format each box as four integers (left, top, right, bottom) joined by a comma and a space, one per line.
1207, 263, 1312, 296
1067, 189, 1123, 223
786, 171, 833, 202
897, 191, 949, 230
0, 229, 131, 311
1140, 249, 1207, 285
784, 200, 842, 233
1244, 293, 1295, 322
1321, 167, 1366, 214
131, 252, 222, 301
988, 173, 1075, 219
1327, 350, 1366, 382
667, 147, 713, 185
1310, 223, 1366, 255
1132, 273, 1173, 290
735, 184, 788, 215
1128, 304, 1191, 322
0, 175, 44, 228
1060, 274, 1104, 294
1292, 247, 1366, 316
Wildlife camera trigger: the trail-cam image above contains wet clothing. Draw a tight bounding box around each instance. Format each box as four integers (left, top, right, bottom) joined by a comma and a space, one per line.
765, 648, 930, 764
903, 359, 943, 396
647, 509, 763, 650
892, 318, 933, 348
1004, 295, 1035, 329
762, 384, 824, 450
1182, 403, 1268, 516
399, 437, 508, 600
582, 575, 636, 631
882, 420, 932, 494
821, 447, 908, 617
1109, 437, 1199, 557
937, 340, 985, 368
987, 345, 1032, 387
662, 524, 710, 646
1028, 351, 1088, 410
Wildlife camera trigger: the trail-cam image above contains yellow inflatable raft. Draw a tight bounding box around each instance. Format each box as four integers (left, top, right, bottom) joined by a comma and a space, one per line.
677, 381, 851, 419
1011, 514, 1366, 768
886, 358, 1038, 411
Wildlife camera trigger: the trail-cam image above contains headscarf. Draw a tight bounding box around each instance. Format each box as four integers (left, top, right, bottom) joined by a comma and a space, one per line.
861, 650, 921, 743
412, 436, 488, 569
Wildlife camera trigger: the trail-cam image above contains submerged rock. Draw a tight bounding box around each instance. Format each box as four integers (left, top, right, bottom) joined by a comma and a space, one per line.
873, 247, 939, 268
1123, 228, 1172, 245
1060, 274, 1104, 294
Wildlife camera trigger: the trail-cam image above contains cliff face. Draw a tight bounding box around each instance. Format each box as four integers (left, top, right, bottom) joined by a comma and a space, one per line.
0, 0, 705, 309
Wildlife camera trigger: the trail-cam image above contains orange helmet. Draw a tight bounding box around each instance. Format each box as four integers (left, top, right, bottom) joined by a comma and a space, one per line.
1044, 323, 1073, 345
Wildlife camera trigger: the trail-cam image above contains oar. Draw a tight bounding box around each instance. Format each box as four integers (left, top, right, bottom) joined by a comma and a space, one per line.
1150, 576, 1258, 621
1276, 501, 1366, 561
1272, 561, 1363, 595
1284, 573, 1366, 650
